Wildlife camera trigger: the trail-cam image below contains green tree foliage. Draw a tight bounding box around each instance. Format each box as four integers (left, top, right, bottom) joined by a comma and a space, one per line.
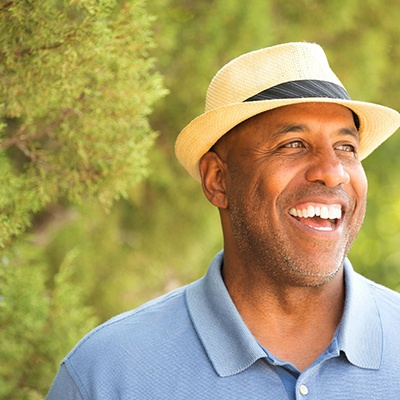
0, 0, 165, 397
0, 0, 165, 246
0, 244, 97, 398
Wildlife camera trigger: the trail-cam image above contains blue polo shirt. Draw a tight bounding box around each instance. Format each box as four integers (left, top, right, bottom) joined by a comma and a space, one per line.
47, 251, 400, 399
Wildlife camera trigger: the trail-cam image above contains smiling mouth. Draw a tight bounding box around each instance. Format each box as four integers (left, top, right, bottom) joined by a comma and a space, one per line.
289, 204, 342, 232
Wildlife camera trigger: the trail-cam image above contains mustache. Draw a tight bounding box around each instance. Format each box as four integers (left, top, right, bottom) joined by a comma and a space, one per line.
284, 184, 352, 204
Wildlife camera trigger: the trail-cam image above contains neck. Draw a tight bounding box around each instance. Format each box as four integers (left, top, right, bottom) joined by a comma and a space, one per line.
222, 253, 345, 371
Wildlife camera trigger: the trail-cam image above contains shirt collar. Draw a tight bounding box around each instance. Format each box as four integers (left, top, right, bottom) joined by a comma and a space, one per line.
186, 252, 383, 377
338, 259, 383, 369
186, 250, 266, 377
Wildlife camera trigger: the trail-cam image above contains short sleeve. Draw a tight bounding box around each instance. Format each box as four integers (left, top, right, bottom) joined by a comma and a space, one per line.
46, 363, 84, 400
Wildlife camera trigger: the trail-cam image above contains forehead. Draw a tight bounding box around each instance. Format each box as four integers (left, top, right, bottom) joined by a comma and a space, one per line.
214, 102, 358, 151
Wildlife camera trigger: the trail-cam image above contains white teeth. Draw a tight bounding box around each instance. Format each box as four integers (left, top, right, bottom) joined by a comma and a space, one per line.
289, 205, 342, 219
320, 206, 329, 219
329, 207, 340, 219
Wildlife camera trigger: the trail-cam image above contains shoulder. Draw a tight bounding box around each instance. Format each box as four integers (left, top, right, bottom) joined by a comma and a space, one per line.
51, 282, 217, 398
62, 285, 198, 382
69, 285, 189, 357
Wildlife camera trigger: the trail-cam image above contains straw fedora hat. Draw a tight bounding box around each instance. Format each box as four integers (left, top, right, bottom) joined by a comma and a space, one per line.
175, 42, 400, 180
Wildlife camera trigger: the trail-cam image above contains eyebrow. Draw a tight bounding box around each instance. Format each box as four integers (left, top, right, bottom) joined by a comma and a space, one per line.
271, 123, 360, 141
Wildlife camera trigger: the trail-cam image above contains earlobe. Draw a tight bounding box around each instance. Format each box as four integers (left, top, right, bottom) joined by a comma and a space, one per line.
199, 152, 228, 209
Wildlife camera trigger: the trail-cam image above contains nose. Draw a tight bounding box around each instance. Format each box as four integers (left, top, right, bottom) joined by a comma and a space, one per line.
305, 151, 350, 187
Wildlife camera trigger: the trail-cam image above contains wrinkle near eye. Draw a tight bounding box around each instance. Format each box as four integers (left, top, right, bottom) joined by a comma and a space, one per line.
248, 147, 277, 166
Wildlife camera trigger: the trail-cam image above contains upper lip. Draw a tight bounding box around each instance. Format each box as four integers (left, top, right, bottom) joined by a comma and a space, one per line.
288, 197, 348, 217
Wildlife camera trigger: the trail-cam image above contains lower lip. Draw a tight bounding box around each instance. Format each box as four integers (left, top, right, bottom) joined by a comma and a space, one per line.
304, 224, 334, 232
289, 215, 343, 236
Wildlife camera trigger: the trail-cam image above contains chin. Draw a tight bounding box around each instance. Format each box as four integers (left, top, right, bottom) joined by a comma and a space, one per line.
278, 251, 344, 288
291, 269, 340, 288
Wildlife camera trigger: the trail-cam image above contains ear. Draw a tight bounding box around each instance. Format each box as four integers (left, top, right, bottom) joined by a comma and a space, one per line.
199, 152, 228, 209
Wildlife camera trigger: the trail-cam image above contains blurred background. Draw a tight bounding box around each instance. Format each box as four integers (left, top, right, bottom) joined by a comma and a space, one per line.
1, 0, 399, 397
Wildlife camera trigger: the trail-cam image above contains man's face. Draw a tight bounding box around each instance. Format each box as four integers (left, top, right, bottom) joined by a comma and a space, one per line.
217, 102, 368, 287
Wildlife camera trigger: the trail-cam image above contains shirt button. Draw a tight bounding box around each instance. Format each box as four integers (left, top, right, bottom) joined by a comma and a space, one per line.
299, 384, 309, 396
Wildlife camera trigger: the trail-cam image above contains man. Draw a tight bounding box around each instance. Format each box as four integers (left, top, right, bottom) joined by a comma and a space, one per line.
47, 42, 400, 399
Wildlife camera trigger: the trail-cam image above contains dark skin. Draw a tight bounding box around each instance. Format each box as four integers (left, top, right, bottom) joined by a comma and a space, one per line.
199, 103, 368, 371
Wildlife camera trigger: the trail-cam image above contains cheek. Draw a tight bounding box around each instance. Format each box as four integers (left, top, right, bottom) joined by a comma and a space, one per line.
347, 167, 368, 232
265, 163, 303, 201
253, 168, 288, 205
351, 167, 368, 203
227, 159, 300, 213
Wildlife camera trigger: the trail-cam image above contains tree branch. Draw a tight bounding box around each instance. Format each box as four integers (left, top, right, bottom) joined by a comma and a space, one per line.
18, 28, 83, 57
0, 108, 78, 150
0, 2, 13, 11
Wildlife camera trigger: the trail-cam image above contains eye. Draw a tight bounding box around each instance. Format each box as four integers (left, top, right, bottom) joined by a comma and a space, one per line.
282, 140, 305, 149
335, 142, 360, 160
336, 144, 356, 153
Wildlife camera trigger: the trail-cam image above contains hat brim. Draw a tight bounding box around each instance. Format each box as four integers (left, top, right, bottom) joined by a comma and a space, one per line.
175, 98, 400, 180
